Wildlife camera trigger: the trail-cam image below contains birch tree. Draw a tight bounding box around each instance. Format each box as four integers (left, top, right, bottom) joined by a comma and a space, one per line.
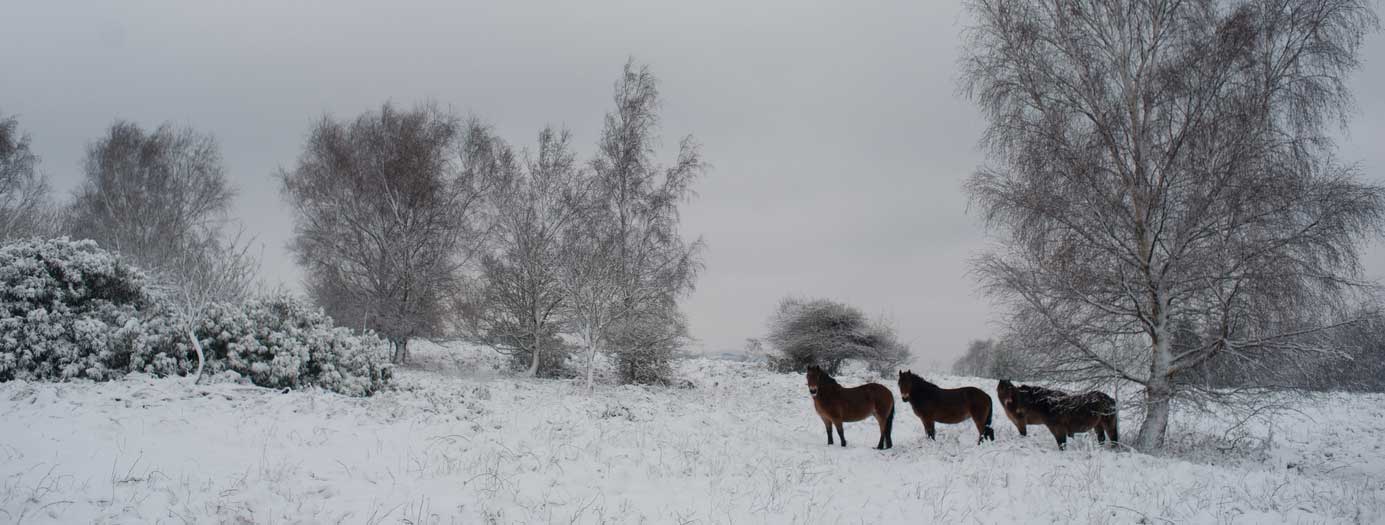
962, 0, 1384, 450
467, 126, 585, 377
0, 113, 54, 240
566, 59, 705, 389
67, 121, 257, 380
68, 121, 235, 262
280, 104, 491, 364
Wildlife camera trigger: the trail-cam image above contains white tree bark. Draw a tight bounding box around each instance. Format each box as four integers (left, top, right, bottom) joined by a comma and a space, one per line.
187, 329, 206, 386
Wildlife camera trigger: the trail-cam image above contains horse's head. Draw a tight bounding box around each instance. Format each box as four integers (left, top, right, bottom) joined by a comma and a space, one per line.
806, 366, 823, 397
997, 380, 1024, 416
897, 369, 914, 403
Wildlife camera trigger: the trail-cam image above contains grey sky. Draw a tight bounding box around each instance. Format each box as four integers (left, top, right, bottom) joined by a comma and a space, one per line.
5, 1, 1383, 366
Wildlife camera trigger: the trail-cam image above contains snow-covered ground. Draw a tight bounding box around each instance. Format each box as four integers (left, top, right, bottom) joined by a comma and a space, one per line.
2, 342, 1383, 524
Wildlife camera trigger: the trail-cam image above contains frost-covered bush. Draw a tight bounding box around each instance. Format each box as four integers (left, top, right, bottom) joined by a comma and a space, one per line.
766, 297, 912, 376
0, 238, 181, 381
1, 238, 391, 395
191, 295, 393, 396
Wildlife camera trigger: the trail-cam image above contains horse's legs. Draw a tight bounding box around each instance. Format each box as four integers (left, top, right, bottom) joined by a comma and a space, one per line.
822, 418, 834, 445
1017, 421, 1027, 437
885, 406, 894, 449
973, 413, 988, 444
874, 413, 887, 450
923, 418, 936, 441
1105, 415, 1119, 448
1053, 426, 1067, 451
1096, 424, 1107, 444
834, 420, 847, 448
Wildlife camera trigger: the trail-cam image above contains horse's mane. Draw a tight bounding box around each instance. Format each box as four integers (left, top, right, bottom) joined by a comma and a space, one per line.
813, 368, 841, 387
1022, 386, 1110, 415
1019, 384, 1066, 399
901, 371, 939, 390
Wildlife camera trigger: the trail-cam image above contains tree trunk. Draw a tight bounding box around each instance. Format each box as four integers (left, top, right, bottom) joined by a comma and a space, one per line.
1136, 379, 1172, 451
1136, 329, 1173, 450
527, 333, 541, 377
392, 338, 410, 365
585, 329, 599, 393
527, 310, 541, 377
187, 328, 205, 385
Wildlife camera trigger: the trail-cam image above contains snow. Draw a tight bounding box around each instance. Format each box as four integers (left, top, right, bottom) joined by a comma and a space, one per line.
2, 341, 1383, 524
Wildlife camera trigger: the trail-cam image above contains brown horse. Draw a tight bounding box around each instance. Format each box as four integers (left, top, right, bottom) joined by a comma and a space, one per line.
897, 370, 995, 444
805, 366, 894, 449
995, 380, 1066, 437
998, 380, 1119, 450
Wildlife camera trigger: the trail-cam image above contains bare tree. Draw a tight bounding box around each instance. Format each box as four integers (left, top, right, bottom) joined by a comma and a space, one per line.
66, 120, 258, 380
962, 0, 1384, 450
0, 113, 55, 240
281, 103, 490, 364
1307, 302, 1385, 391
952, 339, 997, 378
564, 59, 706, 389
952, 337, 1038, 379
68, 121, 235, 262
466, 126, 586, 377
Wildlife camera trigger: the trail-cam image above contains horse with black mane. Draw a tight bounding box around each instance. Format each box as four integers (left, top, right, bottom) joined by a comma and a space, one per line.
897, 370, 995, 444
805, 365, 894, 449
997, 380, 1119, 450
995, 380, 1066, 437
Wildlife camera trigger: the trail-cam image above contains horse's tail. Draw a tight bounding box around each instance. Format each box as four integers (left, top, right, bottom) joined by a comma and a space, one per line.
886, 402, 895, 441
983, 406, 996, 441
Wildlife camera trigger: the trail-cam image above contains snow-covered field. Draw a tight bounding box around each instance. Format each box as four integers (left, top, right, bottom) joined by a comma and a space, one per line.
2, 342, 1383, 524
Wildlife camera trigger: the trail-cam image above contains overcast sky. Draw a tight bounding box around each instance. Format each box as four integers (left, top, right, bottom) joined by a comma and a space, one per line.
5, 1, 1384, 366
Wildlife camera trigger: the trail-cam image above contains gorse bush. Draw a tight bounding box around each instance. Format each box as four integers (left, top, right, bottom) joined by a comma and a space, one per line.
0, 238, 391, 395
0, 238, 178, 381
194, 295, 393, 396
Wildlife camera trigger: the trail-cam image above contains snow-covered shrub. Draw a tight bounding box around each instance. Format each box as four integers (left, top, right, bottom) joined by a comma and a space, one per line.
0, 238, 180, 381
765, 297, 912, 376
192, 295, 393, 396
0, 238, 391, 395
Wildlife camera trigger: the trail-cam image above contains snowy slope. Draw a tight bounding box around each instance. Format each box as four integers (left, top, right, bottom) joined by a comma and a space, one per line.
2, 341, 1382, 524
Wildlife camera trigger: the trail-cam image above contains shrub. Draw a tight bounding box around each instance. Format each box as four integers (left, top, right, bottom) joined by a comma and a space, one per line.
0, 238, 391, 395
0, 238, 178, 381
608, 308, 688, 385
193, 295, 393, 396
501, 332, 578, 378
765, 297, 912, 376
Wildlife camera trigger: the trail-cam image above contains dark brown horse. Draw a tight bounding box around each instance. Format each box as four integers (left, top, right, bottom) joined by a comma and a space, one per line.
806, 366, 894, 449
897, 370, 995, 444
995, 380, 1066, 437
998, 380, 1119, 450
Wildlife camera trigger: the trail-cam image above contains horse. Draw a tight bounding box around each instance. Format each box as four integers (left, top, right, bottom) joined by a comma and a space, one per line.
897, 370, 995, 444
995, 379, 1067, 437
997, 380, 1119, 450
805, 365, 894, 449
